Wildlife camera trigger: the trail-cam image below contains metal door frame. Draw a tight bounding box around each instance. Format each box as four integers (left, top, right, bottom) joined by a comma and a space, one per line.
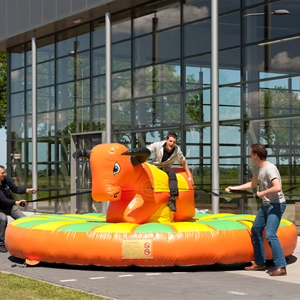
70, 131, 106, 214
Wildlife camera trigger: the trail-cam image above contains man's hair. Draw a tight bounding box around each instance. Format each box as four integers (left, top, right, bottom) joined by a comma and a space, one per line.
0, 165, 4, 170
251, 143, 268, 160
166, 132, 178, 140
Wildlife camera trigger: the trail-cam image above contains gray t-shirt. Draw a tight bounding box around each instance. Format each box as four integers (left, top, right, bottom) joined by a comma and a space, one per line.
254, 162, 285, 204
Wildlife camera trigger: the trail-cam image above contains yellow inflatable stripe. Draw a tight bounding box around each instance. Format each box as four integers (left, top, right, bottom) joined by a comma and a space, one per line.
93, 223, 136, 233
148, 203, 174, 223
280, 219, 293, 226
32, 221, 86, 231
172, 222, 215, 232
195, 214, 234, 221
12, 217, 50, 226
63, 214, 106, 221
146, 163, 189, 192
238, 220, 253, 229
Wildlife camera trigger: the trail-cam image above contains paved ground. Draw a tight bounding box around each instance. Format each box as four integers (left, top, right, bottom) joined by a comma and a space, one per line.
0, 239, 300, 300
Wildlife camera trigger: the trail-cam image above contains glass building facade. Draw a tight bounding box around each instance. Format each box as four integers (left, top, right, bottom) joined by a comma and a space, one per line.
5, 0, 300, 221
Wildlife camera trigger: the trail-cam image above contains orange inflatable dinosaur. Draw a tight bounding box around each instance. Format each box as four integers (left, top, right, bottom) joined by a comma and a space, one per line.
73, 143, 195, 224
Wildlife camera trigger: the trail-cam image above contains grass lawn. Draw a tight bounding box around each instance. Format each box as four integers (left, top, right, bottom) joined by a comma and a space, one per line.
0, 271, 109, 300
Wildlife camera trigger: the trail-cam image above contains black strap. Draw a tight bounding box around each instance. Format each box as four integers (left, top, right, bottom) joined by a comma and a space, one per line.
25, 191, 91, 203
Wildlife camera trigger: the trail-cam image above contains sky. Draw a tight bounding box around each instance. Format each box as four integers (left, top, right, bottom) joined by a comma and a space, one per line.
0, 128, 6, 167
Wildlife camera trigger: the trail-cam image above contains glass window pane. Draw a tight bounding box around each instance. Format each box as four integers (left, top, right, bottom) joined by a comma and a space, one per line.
157, 27, 180, 62
58, 163, 71, 188
219, 49, 240, 85
37, 140, 55, 162
57, 56, 74, 83
243, 2, 300, 45
92, 104, 106, 131
112, 16, 131, 43
57, 51, 90, 83
134, 63, 181, 97
134, 94, 180, 127
10, 116, 25, 139
219, 124, 241, 146
219, 86, 241, 121
162, 93, 181, 124
243, 0, 263, 7
112, 41, 131, 72
134, 2, 180, 36
57, 137, 70, 162
11, 140, 24, 163
37, 35, 55, 63
57, 24, 90, 57
112, 101, 131, 130
57, 82, 74, 109
92, 47, 105, 75
92, 76, 106, 104
26, 90, 32, 114
37, 87, 55, 112
184, 20, 211, 57
26, 115, 32, 138
92, 20, 105, 48
37, 164, 55, 188
76, 79, 90, 107
244, 37, 300, 81
26, 43, 32, 66
26, 66, 32, 90
11, 45, 25, 69
134, 35, 152, 67
134, 97, 162, 128
219, 12, 240, 50
11, 93, 25, 116
184, 55, 211, 90
56, 110, 75, 135
185, 91, 211, 123
37, 61, 55, 87
112, 132, 131, 147
9, 165, 25, 191
37, 112, 55, 137
11, 69, 25, 93
183, 0, 210, 23
112, 71, 131, 101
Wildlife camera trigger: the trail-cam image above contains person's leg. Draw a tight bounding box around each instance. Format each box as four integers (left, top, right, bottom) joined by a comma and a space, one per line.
10, 205, 25, 220
265, 203, 287, 269
251, 204, 268, 264
0, 209, 8, 246
164, 169, 178, 198
163, 169, 178, 212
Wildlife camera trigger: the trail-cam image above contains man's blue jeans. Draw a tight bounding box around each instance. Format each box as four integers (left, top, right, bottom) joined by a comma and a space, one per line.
251, 202, 287, 269
0, 205, 25, 245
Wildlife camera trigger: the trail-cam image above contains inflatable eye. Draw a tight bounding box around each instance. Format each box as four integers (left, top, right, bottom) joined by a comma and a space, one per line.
113, 162, 121, 175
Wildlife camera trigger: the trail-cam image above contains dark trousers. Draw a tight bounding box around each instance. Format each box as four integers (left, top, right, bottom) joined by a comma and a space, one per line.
0, 205, 25, 245
162, 168, 178, 198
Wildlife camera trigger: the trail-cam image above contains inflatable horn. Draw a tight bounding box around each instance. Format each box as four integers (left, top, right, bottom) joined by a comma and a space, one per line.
72, 149, 91, 160
122, 147, 151, 166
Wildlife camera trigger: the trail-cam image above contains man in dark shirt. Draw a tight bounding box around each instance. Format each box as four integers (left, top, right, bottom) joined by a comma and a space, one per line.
0, 165, 36, 253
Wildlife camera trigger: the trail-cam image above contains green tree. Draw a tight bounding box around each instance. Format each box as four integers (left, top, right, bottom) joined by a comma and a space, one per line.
0, 52, 7, 128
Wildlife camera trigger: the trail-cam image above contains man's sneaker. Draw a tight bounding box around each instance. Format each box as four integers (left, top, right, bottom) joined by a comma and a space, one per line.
0, 245, 8, 253
168, 197, 177, 212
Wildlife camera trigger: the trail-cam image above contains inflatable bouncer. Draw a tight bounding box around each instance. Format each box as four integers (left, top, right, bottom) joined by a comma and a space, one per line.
5, 143, 298, 267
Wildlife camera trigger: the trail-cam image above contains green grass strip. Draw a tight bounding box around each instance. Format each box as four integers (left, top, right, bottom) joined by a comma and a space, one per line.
0, 271, 109, 300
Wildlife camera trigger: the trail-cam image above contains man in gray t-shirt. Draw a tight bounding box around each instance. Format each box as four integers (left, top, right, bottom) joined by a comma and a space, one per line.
253, 163, 285, 204
225, 143, 287, 277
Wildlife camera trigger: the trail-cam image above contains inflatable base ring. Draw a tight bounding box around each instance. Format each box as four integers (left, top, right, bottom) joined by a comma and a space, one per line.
5, 212, 297, 267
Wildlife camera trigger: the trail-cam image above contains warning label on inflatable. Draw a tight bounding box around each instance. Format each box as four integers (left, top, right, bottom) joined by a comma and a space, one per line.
122, 239, 153, 259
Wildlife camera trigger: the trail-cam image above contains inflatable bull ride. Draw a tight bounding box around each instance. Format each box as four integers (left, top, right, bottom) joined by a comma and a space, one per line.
5, 143, 297, 267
